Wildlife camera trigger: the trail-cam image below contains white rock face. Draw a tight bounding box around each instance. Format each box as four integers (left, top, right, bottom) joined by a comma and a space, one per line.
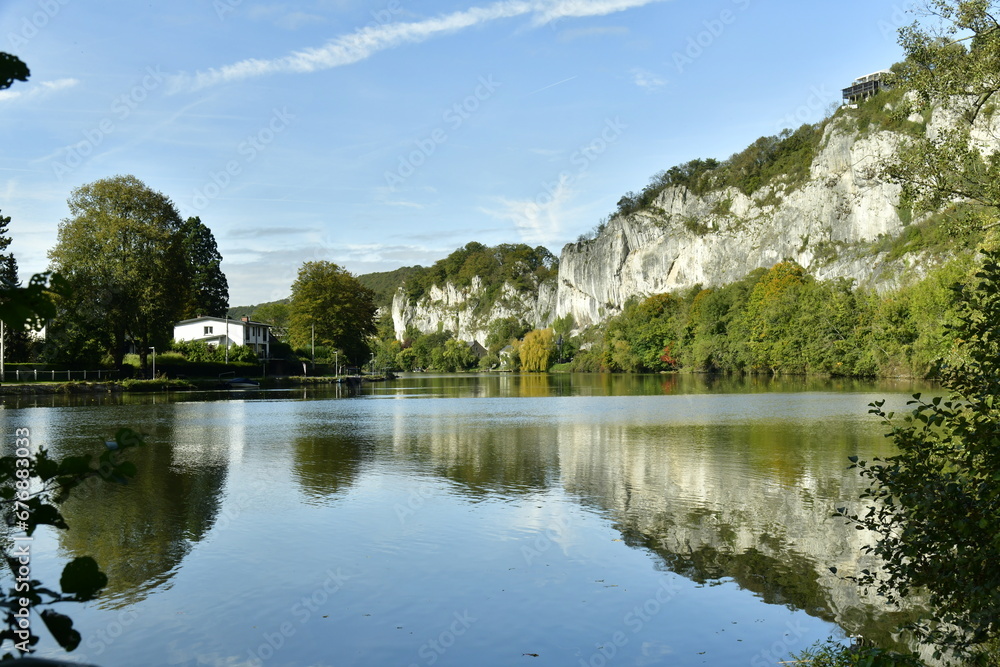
392, 275, 557, 344
554, 117, 913, 327
395, 113, 981, 339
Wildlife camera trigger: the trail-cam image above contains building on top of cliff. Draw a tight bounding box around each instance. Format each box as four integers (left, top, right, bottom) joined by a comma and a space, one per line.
842, 70, 891, 105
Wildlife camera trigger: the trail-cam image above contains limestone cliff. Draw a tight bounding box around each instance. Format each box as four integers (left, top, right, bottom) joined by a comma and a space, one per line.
555, 114, 917, 328
392, 275, 557, 345
394, 106, 993, 340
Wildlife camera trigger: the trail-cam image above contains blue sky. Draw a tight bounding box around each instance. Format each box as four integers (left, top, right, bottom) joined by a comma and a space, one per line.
1, 0, 910, 306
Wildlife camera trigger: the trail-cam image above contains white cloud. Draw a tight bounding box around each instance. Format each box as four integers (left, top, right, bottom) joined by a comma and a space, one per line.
481, 173, 579, 245
0, 78, 79, 103
631, 68, 665, 90
168, 0, 666, 93
528, 0, 664, 26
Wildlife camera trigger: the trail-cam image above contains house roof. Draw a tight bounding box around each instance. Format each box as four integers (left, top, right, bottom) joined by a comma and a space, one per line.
174, 316, 271, 328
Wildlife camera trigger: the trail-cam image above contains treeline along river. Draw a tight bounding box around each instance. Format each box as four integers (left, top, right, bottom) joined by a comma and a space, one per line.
0, 374, 931, 666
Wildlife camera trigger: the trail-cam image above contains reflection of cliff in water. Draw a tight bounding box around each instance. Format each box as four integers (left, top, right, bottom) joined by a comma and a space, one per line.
387, 403, 560, 496
57, 410, 230, 608
557, 419, 923, 652
382, 404, 922, 651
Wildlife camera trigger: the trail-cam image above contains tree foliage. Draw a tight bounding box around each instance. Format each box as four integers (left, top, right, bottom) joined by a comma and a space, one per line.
485, 316, 531, 354
403, 242, 558, 306
886, 0, 1000, 223
566, 253, 974, 378
47, 176, 191, 369
252, 300, 290, 340
179, 216, 228, 318
0, 210, 31, 361
614, 123, 825, 218
838, 249, 1000, 659
168, 339, 258, 364
288, 261, 377, 365
356, 266, 422, 310
1, 428, 145, 656
0, 52, 29, 91
519, 329, 556, 372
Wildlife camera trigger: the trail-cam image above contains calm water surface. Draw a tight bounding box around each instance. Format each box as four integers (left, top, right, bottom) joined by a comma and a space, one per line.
0, 374, 931, 666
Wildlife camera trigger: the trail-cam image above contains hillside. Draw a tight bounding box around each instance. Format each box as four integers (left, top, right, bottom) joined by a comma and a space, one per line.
392, 86, 994, 342
390, 242, 558, 343
356, 266, 423, 310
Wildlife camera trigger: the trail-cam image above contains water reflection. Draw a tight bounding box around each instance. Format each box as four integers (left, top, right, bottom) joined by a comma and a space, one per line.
55, 405, 228, 607
1, 375, 933, 664
292, 433, 364, 504
374, 390, 922, 653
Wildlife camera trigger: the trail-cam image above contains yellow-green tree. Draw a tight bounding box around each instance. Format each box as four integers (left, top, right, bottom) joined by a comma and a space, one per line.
519, 328, 556, 372
738, 261, 808, 373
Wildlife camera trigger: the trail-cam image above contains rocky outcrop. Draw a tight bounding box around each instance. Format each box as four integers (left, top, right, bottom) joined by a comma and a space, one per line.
554, 117, 915, 328
394, 109, 989, 339
391, 275, 557, 345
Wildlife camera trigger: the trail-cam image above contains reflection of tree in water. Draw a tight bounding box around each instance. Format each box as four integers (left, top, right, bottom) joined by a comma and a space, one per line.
393, 424, 559, 497
292, 433, 364, 504
58, 443, 226, 607
515, 374, 552, 398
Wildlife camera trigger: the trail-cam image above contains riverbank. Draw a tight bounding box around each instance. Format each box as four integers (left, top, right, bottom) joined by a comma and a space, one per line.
0, 375, 394, 395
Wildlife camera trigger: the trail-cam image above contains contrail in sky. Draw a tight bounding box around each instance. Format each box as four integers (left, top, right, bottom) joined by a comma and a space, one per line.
168, 0, 665, 93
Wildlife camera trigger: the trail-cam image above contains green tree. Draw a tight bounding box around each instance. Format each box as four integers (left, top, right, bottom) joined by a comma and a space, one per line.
840, 249, 1000, 659
48, 176, 189, 369
288, 261, 377, 365
738, 262, 809, 373
601, 293, 682, 372
252, 300, 290, 340
440, 339, 477, 372
519, 328, 556, 372
0, 210, 31, 361
0, 259, 145, 657
0, 52, 29, 91
396, 346, 417, 371
486, 316, 531, 354
886, 1, 1000, 226
179, 216, 228, 318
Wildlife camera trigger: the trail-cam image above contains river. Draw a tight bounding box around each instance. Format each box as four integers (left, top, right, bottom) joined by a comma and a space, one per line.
0, 373, 931, 666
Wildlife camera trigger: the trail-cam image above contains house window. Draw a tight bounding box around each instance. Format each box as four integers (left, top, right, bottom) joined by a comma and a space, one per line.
204, 326, 214, 335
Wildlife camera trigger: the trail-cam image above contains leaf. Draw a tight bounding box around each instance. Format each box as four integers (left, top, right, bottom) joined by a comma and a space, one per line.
115, 461, 138, 480
60, 556, 108, 601
57, 454, 92, 476
35, 454, 60, 481
40, 609, 81, 651
29, 503, 69, 534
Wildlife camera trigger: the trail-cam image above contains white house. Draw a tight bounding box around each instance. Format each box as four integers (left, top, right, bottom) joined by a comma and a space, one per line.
173, 316, 271, 358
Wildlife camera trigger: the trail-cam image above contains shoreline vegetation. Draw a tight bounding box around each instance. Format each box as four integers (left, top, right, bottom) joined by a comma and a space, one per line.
377, 246, 985, 380
0, 375, 395, 396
